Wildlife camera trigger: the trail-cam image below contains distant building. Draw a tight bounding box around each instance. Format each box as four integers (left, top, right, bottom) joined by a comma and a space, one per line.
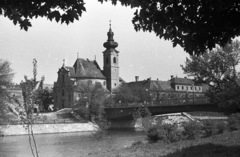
170, 75, 203, 92
126, 76, 208, 102
53, 25, 122, 110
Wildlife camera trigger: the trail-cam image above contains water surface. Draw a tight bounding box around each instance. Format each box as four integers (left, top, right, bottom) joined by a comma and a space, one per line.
0, 130, 144, 157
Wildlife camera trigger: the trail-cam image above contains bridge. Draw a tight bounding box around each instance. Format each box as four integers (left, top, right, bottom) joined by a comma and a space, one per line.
104, 97, 219, 120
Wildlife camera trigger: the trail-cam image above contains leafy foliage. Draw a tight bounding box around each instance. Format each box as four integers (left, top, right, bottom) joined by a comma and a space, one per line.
74, 81, 110, 138
181, 40, 240, 109
147, 123, 182, 143
35, 88, 53, 112
3, 1, 240, 54
113, 84, 139, 103
0, 60, 14, 98
133, 106, 151, 120
182, 121, 203, 139
107, 0, 240, 55
227, 113, 240, 131
0, 0, 86, 31
202, 119, 219, 137
0, 59, 14, 121
10, 77, 41, 157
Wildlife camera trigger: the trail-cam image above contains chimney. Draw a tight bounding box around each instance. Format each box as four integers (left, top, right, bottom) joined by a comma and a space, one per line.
135, 76, 139, 82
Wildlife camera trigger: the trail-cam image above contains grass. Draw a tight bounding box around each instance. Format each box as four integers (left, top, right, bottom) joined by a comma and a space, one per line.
88, 130, 240, 157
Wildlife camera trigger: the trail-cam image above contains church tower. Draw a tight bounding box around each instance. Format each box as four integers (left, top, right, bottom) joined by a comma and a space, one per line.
103, 22, 119, 91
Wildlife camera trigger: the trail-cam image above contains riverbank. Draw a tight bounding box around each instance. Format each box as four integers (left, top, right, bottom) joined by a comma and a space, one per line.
0, 122, 97, 136
89, 130, 240, 157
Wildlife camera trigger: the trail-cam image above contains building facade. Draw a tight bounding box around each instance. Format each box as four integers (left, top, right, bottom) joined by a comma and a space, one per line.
170, 75, 203, 92
53, 26, 121, 110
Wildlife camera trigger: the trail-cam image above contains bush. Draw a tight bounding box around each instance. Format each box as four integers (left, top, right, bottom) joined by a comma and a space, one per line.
147, 123, 181, 143
216, 121, 228, 134
74, 106, 89, 120
202, 119, 219, 137
182, 120, 203, 139
147, 125, 161, 143
227, 113, 240, 131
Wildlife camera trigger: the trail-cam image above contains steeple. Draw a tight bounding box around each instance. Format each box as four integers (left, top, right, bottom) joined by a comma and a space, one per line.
102, 21, 120, 91
103, 20, 118, 49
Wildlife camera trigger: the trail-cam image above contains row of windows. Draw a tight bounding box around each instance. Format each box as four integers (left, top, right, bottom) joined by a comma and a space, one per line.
176, 85, 202, 91
106, 57, 117, 64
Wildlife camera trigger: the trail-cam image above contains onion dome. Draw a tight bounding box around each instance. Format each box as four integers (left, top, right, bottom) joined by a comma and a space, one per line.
103, 22, 118, 49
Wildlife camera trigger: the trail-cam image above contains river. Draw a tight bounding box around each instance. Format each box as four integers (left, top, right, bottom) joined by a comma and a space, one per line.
0, 130, 145, 157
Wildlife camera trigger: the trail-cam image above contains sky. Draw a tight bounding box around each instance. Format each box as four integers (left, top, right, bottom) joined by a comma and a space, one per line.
0, 0, 190, 84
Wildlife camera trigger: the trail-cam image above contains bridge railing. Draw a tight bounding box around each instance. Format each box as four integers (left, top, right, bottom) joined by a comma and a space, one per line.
104, 97, 209, 108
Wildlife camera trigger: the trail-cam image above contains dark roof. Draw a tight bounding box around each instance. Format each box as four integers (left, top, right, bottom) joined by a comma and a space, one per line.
127, 79, 173, 91
171, 77, 194, 85
65, 58, 106, 79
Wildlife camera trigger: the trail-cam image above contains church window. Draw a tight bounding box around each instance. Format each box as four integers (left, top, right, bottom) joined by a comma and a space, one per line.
113, 57, 116, 63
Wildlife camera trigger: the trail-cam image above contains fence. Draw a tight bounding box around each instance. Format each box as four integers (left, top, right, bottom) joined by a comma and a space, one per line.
105, 97, 209, 108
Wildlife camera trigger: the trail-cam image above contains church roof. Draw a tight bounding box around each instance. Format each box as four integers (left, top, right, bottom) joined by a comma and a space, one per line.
66, 58, 106, 79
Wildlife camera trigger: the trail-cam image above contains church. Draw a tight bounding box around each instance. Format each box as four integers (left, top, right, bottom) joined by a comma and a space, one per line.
53, 25, 122, 110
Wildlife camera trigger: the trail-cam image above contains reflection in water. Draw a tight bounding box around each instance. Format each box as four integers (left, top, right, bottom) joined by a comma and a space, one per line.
0, 130, 144, 157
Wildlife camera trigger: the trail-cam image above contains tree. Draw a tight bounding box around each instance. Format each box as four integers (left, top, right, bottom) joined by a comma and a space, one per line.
0, 0, 86, 31
35, 88, 53, 112
113, 83, 139, 103
8, 77, 40, 157
181, 40, 240, 109
74, 81, 110, 138
2, 0, 240, 55
0, 59, 14, 120
0, 0, 240, 55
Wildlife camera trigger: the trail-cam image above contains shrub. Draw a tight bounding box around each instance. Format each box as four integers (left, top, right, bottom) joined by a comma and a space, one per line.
202, 119, 219, 137
227, 113, 240, 131
147, 125, 161, 143
216, 121, 228, 134
74, 106, 89, 120
182, 120, 203, 139
147, 123, 181, 143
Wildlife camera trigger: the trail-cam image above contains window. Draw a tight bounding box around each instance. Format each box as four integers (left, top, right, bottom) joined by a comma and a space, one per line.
113, 57, 116, 63
195, 87, 197, 90
114, 83, 117, 86
177, 86, 179, 90
182, 86, 184, 90
191, 87, 193, 90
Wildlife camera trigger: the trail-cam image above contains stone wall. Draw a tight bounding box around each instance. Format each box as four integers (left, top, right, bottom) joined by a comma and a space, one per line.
0, 122, 97, 136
